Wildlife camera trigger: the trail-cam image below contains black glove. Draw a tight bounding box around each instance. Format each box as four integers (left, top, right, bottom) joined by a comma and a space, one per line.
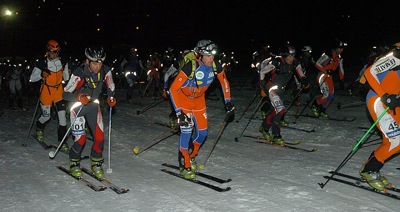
300, 76, 310, 89
176, 112, 191, 127
381, 94, 400, 110
41, 69, 51, 78
225, 102, 235, 122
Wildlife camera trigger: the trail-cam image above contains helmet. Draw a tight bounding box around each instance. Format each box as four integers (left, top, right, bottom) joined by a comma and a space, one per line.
280, 45, 296, 57
47, 40, 60, 53
85, 46, 106, 62
194, 39, 218, 56
334, 39, 347, 48
301, 46, 312, 53
130, 47, 138, 54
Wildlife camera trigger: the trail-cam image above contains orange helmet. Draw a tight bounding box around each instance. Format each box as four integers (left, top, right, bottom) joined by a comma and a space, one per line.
47, 40, 60, 53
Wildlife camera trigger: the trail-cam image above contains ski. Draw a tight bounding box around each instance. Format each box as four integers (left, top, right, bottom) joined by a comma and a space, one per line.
162, 163, 232, 184
297, 114, 356, 122
57, 166, 106, 192
328, 171, 400, 193
283, 125, 315, 133
243, 135, 301, 145
253, 140, 317, 152
81, 167, 129, 194
31, 134, 53, 149
161, 168, 231, 192
323, 175, 400, 200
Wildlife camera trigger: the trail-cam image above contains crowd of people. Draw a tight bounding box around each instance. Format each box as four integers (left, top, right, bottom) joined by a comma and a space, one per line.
0, 38, 399, 192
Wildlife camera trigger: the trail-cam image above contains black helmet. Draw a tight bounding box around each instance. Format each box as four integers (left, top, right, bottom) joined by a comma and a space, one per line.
280, 45, 296, 57
334, 39, 347, 48
194, 39, 218, 56
85, 46, 106, 62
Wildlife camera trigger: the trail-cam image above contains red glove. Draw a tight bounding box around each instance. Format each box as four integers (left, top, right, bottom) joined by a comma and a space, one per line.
107, 96, 117, 107
77, 93, 90, 105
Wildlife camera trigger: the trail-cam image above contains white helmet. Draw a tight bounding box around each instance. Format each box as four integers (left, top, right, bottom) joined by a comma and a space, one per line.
194, 39, 218, 56
302, 46, 312, 53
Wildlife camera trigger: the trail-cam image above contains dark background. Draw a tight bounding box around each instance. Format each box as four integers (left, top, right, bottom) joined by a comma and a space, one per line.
1, 0, 399, 70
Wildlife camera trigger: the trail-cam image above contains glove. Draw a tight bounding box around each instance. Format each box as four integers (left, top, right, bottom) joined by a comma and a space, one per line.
77, 93, 91, 105
225, 102, 235, 123
300, 76, 310, 89
107, 96, 117, 107
381, 94, 400, 111
162, 89, 169, 100
41, 69, 51, 78
176, 112, 191, 127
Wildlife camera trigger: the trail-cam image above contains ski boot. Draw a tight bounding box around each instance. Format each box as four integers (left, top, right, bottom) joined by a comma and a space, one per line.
190, 158, 197, 172
179, 167, 196, 180
258, 125, 272, 141
310, 105, 319, 118
272, 135, 285, 145
91, 157, 105, 179
360, 171, 387, 191
60, 142, 69, 154
169, 116, 176, 129
260, 111, 266, 119
69, 159, 82, 177
36, 129, 44, 143
280, 120, 289, 127
319, 111, 329, 119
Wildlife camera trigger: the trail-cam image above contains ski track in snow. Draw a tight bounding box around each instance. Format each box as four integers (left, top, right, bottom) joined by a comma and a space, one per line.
0, 79, 399, 212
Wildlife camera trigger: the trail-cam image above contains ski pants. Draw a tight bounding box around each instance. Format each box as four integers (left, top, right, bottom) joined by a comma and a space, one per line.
69, 101, 105, 160
366, 90, 400, 163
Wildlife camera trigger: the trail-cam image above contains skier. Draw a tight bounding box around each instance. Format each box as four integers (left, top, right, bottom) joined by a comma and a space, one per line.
258, 45, 309, 144
311, 39, 346, 118
29, 39, 70, 151
125, 48, 140, 103
169, 40, 234, 179
359, 43, 400, 191
6, 66, 24, 109
63, 46, 116, 179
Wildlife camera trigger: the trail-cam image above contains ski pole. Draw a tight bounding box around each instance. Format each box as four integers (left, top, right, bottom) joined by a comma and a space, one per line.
141, 77, 152, 97
200, 120, 230, 169
49, 104, 84, 159
236, 89, 260, 123
136, 98, 164, 115
318, 107, 389, 189
293, 80, 325, 123
234, 96, 266, 142
23, 83, 44, 147
107, 106, 113, 174
283, 87, 304, 117
133, 125, 179, 155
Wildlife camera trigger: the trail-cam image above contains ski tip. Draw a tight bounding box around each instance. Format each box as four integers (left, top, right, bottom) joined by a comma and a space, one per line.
312, 148, 318, 152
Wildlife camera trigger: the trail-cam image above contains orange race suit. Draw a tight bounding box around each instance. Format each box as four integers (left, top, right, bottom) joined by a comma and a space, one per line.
30, 56, 69, 141
169, 59, 231, 169
364, 51, 400, 164
314, 49, 344, 110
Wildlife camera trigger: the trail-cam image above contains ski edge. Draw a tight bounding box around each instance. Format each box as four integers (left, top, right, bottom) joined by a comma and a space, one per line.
161, 169, 231, 192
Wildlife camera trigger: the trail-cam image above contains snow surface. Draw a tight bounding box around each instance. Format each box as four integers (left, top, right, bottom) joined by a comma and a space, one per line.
1, 78, 400, 212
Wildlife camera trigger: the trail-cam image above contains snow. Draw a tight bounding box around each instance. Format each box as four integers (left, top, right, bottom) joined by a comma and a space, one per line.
1, 79, 399, 212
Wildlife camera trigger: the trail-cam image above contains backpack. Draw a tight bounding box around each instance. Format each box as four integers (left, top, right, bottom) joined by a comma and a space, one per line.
179, 51, 217, 80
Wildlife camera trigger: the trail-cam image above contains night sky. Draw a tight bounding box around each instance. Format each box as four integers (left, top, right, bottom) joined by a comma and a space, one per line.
1, 0, 399, 66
